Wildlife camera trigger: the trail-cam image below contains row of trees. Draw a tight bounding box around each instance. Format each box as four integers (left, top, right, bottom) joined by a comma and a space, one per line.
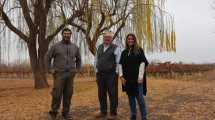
0, 0, 176, 89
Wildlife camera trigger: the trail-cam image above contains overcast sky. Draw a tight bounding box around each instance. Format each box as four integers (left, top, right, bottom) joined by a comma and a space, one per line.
159, 0, 215, 63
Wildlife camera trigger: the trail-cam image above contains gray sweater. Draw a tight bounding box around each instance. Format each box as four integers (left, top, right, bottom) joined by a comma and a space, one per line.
46, 40, 82, 73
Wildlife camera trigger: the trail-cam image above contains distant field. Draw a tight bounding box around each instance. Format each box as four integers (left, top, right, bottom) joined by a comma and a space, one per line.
0, 70, 215, 120
0, 63, 215, 79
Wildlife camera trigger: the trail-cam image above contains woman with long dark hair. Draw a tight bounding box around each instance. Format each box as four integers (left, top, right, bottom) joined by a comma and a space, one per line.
119, 33, 149, 120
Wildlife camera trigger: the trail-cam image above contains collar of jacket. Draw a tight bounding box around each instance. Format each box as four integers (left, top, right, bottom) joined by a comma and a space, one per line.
102, 43, 111, 48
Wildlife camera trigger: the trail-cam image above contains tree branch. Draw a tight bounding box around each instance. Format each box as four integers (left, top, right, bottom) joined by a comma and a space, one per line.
100, 16, 124, 33
113, 16, 128, 40
45, 0, 55, 15
0, 9, 29, 42
18, 0, 36, 31
6, 6, 22, 13
91, 11, 105, 44
1, 0, 6, 7
0, 24, 6, 34
70, 22, 86, 34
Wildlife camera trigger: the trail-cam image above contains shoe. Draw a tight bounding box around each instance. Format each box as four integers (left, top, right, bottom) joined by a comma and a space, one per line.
107, 114, 117, 120
62, 112, 73, 120
94, 112, 107, 118
130, 115, 136, 120
49, 111, 58, 119
110, 112, 117, 116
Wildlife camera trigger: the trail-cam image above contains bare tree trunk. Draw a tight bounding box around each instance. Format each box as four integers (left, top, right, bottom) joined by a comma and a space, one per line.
28, 1, 49, 89
28, 38, 49, 89
87, 37, 96, 56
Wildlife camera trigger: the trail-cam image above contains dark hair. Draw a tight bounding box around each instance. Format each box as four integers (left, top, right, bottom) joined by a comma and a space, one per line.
125, 33, 141, 54
62, 28, 72, 35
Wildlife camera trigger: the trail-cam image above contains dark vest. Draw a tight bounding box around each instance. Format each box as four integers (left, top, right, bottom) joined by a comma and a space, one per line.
96, 44, 117, 73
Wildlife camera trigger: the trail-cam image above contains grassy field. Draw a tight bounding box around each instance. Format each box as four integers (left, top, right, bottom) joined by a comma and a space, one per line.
0, 71, 215, 120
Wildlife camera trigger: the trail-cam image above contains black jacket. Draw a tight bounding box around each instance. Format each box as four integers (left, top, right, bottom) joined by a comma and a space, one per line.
121, 48, 149, 96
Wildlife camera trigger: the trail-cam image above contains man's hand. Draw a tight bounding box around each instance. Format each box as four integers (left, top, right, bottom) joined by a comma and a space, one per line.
120, 76, 126, 86
48, 69, 55, 74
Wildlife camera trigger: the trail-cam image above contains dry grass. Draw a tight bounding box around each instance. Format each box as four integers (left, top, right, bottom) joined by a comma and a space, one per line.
0, 71, 215, 120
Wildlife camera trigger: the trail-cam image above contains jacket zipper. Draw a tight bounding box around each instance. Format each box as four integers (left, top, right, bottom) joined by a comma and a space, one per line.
66, 45, 69, 66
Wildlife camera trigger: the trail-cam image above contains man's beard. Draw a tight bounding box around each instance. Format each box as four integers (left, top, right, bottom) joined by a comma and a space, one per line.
63, 38, 71, 44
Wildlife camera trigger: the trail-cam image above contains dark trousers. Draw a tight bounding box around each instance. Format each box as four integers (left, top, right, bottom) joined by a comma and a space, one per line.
96, 72, 118, 114
115, 73, 119, 113
50, 71, 76, 115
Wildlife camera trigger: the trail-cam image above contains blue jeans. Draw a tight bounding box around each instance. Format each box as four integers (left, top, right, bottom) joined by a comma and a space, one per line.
128, 84, 147, 120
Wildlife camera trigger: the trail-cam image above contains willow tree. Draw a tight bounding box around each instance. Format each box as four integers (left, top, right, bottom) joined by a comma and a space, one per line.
0, 0, 86, 89
125, 0, 176, 52
131, 0, 176, 52
68, 0, 176, 55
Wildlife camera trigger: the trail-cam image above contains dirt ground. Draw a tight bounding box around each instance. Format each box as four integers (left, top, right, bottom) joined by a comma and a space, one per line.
0, 71, 215, 120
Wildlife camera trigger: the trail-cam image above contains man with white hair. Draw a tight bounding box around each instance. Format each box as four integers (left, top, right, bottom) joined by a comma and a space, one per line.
94, 32, 121, 120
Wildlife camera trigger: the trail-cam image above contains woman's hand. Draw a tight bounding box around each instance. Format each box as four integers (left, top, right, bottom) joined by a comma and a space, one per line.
120, 76, 126, 86
138, 79, 143, 84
